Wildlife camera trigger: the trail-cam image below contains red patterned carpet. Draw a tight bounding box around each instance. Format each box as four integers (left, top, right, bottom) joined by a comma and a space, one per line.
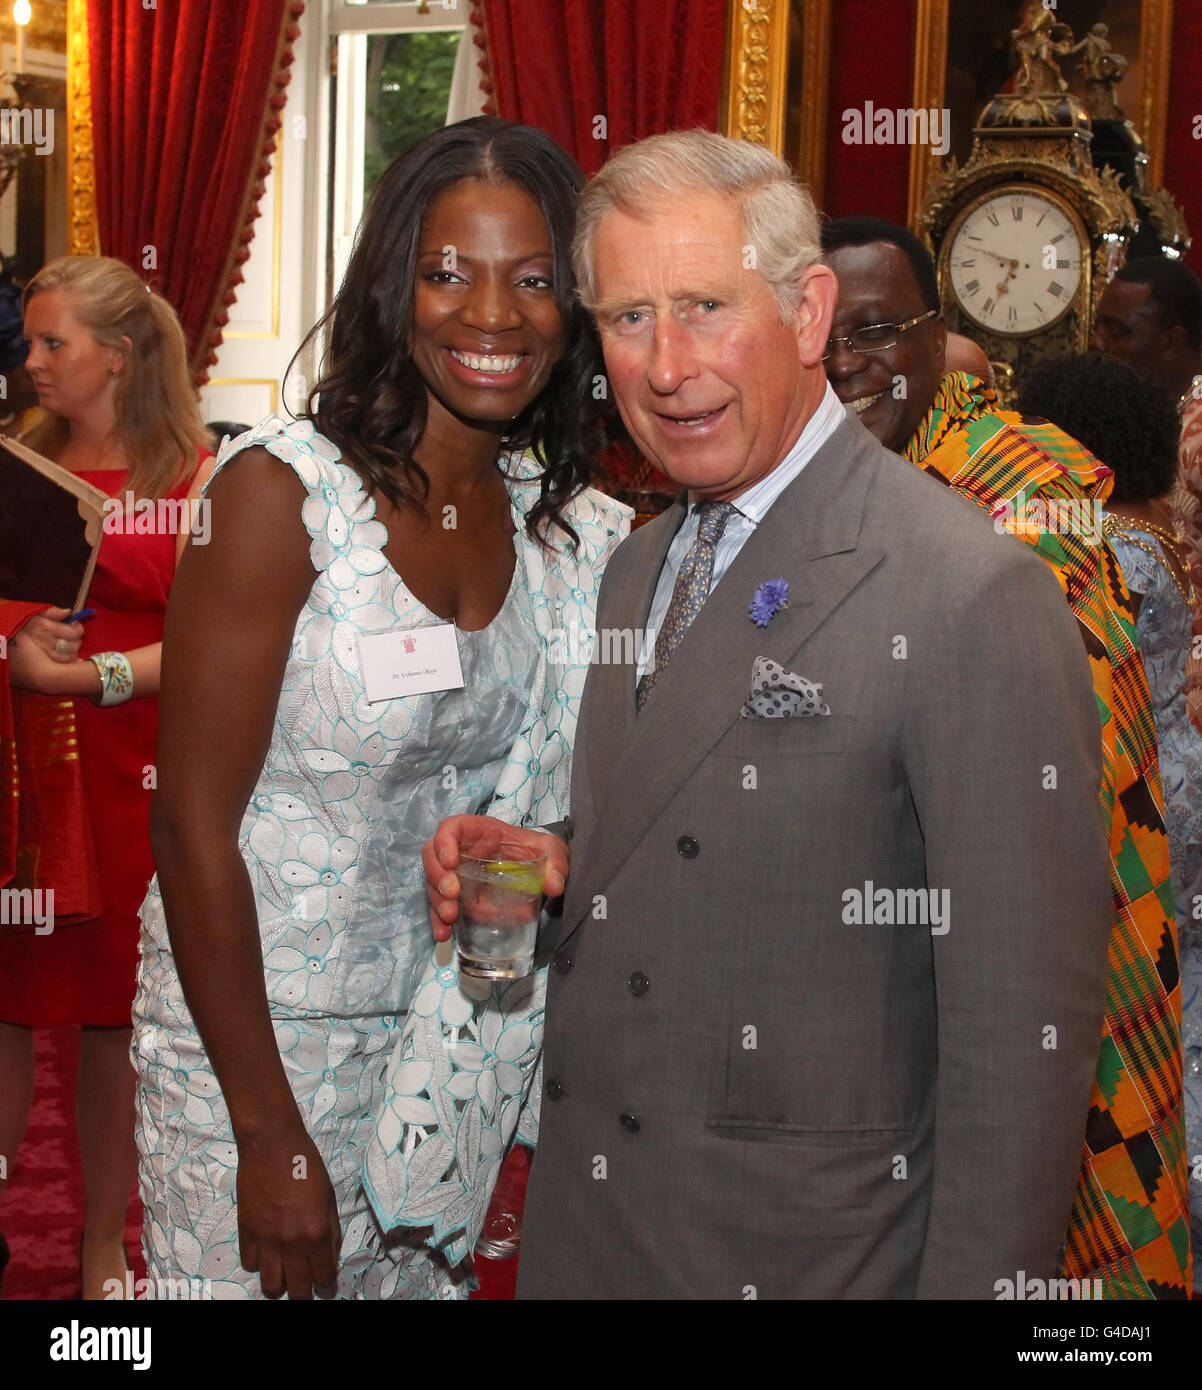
0, 1027, 144, 1301
0, 1026, 519, 1300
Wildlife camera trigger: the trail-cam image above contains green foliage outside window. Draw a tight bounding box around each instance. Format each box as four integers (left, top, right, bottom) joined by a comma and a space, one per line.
364, 31, 461, 194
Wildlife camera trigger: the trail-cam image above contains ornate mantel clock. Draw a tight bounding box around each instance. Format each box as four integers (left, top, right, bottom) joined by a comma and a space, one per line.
917, 7, 1138, 395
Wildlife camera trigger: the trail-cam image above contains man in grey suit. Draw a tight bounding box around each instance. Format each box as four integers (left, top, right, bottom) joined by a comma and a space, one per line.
424, 132, 1113, 1299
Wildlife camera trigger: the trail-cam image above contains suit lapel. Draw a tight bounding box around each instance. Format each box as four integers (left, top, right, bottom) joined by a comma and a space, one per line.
567, 417, 885, 931
575, 495, 686, 852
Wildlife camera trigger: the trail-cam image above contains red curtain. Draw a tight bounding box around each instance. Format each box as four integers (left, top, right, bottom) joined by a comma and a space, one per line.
87, 0, 304, 380
476, 0, 727, 177
822, 0, 917, 225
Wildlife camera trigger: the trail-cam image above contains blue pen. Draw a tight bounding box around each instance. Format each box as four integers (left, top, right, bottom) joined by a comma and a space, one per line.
65, 608, 95, 624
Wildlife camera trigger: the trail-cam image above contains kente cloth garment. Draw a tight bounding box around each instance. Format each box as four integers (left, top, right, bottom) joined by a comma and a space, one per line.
637, 500, 736, 710
1103, 518, 1202, 1291
133, 416, 631, 1298
904, 372, 1191, 1299
1166, 382, 1202, 736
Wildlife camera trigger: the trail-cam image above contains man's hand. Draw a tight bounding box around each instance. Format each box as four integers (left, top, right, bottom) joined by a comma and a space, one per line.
423, 815, 569, 942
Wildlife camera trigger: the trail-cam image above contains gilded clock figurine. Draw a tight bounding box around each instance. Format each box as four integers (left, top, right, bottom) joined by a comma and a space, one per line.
918, 9, 1137, 396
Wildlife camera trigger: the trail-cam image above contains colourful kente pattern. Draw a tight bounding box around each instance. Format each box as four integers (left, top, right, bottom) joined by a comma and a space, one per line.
904, 372, 1191, 1299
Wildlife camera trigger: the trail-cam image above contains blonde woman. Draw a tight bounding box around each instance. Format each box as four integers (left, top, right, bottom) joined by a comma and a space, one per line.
0, 257, 214, 1299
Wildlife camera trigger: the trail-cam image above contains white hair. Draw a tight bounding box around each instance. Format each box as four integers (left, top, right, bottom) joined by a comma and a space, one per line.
572, 129, 821, 321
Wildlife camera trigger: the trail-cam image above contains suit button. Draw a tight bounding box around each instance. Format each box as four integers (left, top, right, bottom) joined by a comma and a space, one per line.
553, 952, 573, 975
627, 971, 649, 995
676, 835, 699, 858
619, 1112, 640, 1133
545, 1079, 566, 1101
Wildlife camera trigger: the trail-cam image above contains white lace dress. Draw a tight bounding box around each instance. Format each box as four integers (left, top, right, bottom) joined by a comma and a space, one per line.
131, 417, 630, 1298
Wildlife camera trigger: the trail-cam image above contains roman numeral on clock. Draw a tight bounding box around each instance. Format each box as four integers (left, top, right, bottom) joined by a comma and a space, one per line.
964, 279, 980, 295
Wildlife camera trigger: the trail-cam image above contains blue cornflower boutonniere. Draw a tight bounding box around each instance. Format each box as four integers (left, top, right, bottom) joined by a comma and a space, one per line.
750, 578, 789, 627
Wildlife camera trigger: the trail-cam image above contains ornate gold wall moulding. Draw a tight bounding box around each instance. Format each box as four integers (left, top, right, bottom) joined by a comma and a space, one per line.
721, 0, 790, 153
1139, 0, 1172, 188
203, 377, 280, 414
908, 0, 949, 227
67, 0, 98, 257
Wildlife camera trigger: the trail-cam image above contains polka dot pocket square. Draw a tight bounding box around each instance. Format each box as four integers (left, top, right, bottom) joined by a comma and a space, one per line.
741, 655, 831, 719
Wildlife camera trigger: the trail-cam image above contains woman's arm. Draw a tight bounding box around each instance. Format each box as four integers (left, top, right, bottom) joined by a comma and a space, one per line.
151, 445, 340, 1300
9, 454, 223, 700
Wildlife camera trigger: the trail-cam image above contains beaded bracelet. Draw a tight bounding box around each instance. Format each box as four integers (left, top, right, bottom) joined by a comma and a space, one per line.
89, 651, 134, 707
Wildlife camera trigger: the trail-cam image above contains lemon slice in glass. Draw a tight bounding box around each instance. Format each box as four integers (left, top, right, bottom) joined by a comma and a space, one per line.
488, 860, 545, 894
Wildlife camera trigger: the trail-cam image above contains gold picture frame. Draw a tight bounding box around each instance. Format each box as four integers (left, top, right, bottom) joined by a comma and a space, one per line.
909, 0, 1175, 224
67, 0, 98, 256
722, 0, 1177, 226
721, 0, 791, 152
720, 0, 833, 204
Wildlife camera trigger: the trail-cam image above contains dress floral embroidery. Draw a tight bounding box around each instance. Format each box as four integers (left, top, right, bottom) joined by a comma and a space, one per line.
132, 415, 631, 1298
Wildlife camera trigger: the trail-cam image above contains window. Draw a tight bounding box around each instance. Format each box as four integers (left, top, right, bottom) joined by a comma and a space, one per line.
327, 0, 477, 298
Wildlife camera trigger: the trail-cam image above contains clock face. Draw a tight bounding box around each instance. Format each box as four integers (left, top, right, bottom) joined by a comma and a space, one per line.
946, 190, 1084, 336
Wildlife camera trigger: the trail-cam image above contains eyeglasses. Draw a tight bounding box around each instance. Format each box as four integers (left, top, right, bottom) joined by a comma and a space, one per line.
822, 309, 938, 361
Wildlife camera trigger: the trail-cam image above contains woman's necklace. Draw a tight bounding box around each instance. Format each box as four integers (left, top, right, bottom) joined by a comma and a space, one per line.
1102, 513, 1194, 605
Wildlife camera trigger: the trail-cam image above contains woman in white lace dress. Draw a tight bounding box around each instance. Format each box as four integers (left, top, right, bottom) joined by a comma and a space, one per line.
133, 118, 630, 1299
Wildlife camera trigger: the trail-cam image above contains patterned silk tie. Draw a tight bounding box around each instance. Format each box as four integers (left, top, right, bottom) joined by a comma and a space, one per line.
636, 500, 737, 712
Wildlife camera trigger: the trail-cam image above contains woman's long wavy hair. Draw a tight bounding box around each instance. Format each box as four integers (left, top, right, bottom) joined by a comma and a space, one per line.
21, 256, 207, 499
296, 118, 609, 550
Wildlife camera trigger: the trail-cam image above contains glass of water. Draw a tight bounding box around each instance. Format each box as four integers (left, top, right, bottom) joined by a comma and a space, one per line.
454, 842, 547, 981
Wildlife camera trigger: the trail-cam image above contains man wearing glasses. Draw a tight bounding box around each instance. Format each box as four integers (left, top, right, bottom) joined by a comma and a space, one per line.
821, 216, 1191, 1301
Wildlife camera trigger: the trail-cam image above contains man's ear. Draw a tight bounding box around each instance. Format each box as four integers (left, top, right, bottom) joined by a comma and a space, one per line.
794, 263, 839, 369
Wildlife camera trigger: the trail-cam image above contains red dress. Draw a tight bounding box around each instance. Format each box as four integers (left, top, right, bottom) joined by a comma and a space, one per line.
0, 458, 205, 1026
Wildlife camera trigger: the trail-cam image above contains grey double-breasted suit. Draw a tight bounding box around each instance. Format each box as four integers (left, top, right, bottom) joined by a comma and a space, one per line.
518, 415, 1112, 1300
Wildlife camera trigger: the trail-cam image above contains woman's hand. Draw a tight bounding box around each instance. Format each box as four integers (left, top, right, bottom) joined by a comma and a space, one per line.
423, 815, 569, 942
18, 607, 84, 662
8, 637, 100, 699
6, 608, 96, 696
235, 1126, 341, 1300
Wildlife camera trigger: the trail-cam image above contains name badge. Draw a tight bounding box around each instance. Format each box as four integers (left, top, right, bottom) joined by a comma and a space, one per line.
356, 624, 465, 702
